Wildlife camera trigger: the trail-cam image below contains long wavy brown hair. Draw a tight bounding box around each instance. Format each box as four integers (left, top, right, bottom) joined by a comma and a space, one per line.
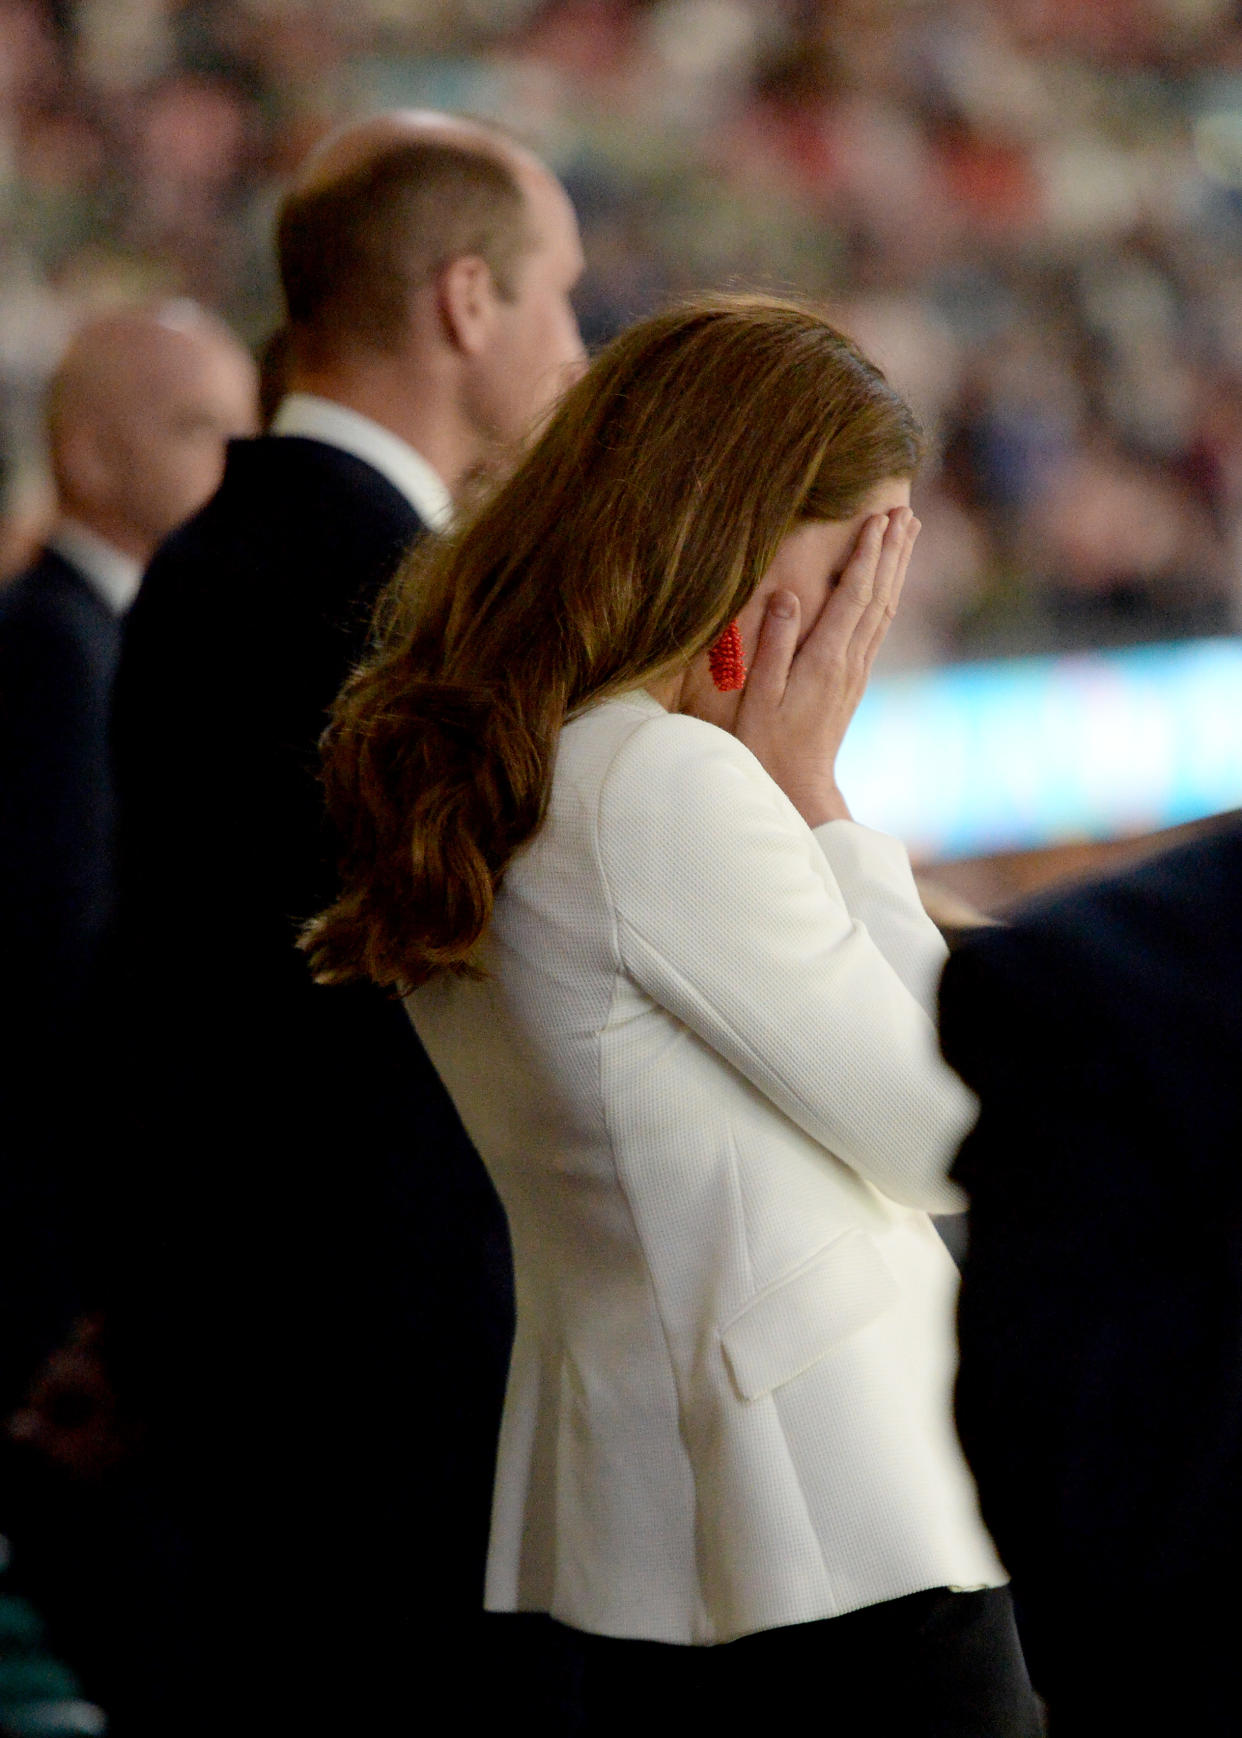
302, 295, 924, 991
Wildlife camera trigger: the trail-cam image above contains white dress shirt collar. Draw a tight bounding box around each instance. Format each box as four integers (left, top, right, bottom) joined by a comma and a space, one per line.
46, 519, 144, 616
270, 393, 453, 532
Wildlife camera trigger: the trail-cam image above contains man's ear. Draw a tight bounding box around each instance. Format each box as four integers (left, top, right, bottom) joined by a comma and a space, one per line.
436, 254, 500, 357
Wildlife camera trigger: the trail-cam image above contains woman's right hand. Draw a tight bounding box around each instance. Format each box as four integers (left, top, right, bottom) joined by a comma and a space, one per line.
734, 507, 918, 829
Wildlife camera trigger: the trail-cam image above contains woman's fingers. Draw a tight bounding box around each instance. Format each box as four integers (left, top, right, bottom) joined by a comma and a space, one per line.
800, 509, 915, 677
860, 510, 919, 664
797, 512, 888, 674
737, 589, 800, 713
731, 506, 918, 830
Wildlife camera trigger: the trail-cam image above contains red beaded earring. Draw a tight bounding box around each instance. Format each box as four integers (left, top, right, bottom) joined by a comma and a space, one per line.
707, 619, 747, 692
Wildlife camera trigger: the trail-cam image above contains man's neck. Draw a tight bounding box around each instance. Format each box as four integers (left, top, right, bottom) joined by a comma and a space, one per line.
286, 360, 478, 501
271, 394, 454, 531
49, 518, 145, 614
56, 501, 150, 566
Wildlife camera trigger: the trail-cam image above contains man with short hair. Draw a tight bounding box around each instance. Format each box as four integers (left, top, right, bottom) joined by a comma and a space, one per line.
0, 303, 256, 1407
97, 112, 586, 1733
274, 111, 585, 479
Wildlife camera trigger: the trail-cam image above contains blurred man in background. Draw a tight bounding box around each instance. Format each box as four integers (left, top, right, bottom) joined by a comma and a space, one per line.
0, 303, 257, 1412
75, 111, 585, 1734
939, 814, 1242, 1735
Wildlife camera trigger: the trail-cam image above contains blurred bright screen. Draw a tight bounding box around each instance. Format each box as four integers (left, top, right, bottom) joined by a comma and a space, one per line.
839, 638, 1242, 861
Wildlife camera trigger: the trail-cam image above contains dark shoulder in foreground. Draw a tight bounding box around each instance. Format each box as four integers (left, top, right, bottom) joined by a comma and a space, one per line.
941, 813, 1242, 1196
1007, 813, 1242, 947
943, 815, 1242, 1016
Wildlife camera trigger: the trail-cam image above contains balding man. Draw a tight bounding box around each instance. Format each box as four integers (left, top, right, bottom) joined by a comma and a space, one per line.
95, 114, 587, 1734
0, 303, 256, 1408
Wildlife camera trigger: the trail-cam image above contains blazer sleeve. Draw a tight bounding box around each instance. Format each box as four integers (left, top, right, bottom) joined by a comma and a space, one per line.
814, 819, 948, 1013
595, 715, 973, 1213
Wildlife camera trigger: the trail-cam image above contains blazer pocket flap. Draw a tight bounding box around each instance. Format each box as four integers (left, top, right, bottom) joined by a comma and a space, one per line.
720, 1231, 898, 1402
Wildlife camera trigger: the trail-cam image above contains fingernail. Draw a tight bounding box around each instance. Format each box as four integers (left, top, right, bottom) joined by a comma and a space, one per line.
768, 590, 796, 618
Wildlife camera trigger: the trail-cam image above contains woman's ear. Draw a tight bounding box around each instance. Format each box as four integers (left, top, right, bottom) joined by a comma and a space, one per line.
435, 255, 501, 358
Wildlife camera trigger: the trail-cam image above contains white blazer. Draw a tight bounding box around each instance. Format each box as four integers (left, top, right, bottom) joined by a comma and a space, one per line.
407, 690, 1005, 1645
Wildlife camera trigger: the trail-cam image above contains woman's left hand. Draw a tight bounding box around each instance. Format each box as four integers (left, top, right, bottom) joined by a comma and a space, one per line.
734, 507, 919, 828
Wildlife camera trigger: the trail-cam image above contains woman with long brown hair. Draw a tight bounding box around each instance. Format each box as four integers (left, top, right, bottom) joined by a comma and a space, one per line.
305, 297, 1039, 1732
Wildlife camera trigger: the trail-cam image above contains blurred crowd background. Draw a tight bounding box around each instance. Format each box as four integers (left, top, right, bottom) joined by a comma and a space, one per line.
5, 0, 1242, 672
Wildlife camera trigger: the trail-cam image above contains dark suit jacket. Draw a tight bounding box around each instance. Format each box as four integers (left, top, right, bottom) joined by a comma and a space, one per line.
0, 547, 120, 1018
99, 436, 514, 1729
940, 818, 1242, 1731
0, 548, 121, 1404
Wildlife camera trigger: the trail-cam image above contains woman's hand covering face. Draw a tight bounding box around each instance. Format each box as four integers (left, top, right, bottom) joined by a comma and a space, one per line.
732, 490, 919, 829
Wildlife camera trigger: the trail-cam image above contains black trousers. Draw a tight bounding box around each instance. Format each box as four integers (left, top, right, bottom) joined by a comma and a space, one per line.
491, 1585, 1044, 1737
